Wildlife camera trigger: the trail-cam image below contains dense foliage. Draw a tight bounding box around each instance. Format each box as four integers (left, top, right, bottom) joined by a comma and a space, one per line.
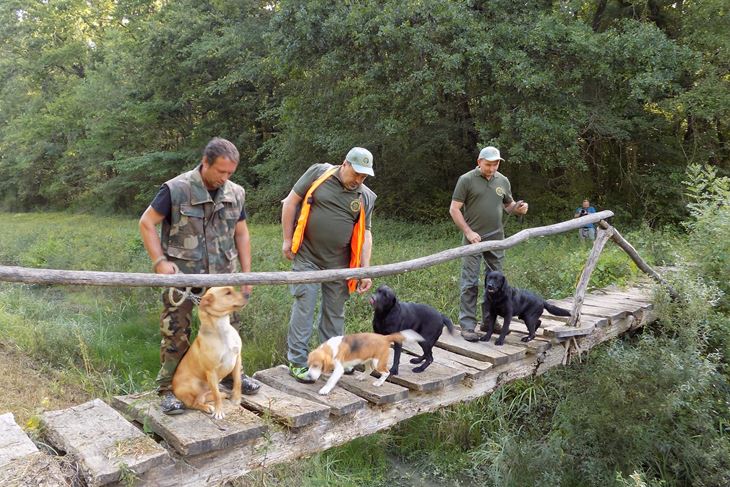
0, 1, 727, 222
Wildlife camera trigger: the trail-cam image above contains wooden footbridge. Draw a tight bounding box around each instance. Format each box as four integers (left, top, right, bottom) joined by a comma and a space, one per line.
0, 212, 677, 486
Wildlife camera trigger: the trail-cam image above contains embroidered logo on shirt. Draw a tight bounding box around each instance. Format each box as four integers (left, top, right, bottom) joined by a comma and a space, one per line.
495, 187, 505, 197
350, 199, 361, 213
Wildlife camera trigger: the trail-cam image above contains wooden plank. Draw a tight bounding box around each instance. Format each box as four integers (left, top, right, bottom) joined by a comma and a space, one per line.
543, 324, 597, 339
112, 393, 267, 457
551, 299, 623, 321
401, 342, 493, 379
385, 349, 466, 391
0, 452, 69, 487
238, 383, 330, 428
0, 413, 37, 467
253, 366, 366, 416
436, 328, 521, 365
41, 399, 169, 486
336, 371, 410, 405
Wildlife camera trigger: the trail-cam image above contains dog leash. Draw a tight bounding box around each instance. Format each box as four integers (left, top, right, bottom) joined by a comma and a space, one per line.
165, 263, 207, 307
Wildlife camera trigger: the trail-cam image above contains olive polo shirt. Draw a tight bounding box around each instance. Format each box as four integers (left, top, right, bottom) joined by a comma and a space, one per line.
293, 163, 376, 269
452, 168, 513, 241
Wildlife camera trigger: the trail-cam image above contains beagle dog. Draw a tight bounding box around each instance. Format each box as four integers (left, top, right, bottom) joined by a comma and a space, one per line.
172, 286, 248, 419
307, 330, 424, 395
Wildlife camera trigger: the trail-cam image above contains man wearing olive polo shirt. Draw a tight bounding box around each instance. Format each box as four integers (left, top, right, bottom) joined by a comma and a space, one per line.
449, 146, 529, 342
281, 147, 376, 382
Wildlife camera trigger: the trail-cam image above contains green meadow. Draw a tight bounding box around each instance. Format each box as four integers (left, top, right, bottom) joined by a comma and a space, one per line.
4, 210, 729, 485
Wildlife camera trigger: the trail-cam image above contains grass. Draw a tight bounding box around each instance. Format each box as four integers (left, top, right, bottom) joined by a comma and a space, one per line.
2, 211, 698, 486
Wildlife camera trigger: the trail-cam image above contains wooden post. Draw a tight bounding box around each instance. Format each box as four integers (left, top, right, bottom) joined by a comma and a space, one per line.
568, 222, 614, 326
598, 221, 680, 300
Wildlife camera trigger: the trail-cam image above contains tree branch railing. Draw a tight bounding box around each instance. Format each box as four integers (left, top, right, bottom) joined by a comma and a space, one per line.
0, 210, 678, 324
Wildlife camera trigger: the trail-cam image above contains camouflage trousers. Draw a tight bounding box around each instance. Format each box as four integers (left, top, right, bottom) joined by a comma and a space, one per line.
155, 288, 241, 392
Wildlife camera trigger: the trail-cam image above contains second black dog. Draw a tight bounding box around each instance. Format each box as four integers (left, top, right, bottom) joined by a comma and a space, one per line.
481, 271, 571, 345
370, 285, 454, 374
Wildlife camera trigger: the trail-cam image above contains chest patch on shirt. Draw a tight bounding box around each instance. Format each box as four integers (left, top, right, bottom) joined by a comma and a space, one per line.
350, 198, 361, 213
495, 187, 505, 197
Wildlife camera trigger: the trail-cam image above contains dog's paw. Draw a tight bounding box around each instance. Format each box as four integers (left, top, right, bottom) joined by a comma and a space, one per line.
318, 386, 331, 395
479, 334, 492, 342
372, 380, 384, 387
212, 409, 225, 420
389, 368, 399, 376
521, 335, 535, 342
495, 338, 505, 346
409, 357, 421, 364
412, 366, 426, 373
230, 394, 242, 404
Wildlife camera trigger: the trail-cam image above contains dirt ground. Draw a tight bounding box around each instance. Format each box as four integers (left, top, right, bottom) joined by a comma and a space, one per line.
0, 342, 90, 427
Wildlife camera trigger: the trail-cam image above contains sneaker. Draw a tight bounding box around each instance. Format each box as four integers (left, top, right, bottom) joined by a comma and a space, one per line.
461, 329, 479, 342
220, 374, 261, 395
288, 363, 315, 384
160, 391, 185, 415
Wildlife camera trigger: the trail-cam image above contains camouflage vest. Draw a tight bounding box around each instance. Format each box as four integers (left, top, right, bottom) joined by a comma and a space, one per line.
161, 165, 245, 274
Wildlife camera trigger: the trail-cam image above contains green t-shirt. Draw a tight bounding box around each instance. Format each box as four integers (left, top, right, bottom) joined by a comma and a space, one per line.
452, 168, 513, 241
293, 163, 376, 269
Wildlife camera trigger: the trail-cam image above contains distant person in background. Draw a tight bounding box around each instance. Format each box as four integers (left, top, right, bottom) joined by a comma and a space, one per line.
574, 199, 596, 241
281, 147, 376, 383
449, 146, 528, 342
139, 137, 260, 415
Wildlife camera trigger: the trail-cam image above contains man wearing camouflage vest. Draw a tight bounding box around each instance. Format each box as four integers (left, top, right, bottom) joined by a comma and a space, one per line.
139, 137, 260, 415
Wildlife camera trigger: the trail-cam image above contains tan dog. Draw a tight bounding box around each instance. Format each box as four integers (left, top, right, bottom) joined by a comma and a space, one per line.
307, 330, 424, 395
172, 286, 247, 419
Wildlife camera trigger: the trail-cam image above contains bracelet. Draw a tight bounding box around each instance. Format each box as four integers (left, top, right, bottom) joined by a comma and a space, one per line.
152, 255, 167, 271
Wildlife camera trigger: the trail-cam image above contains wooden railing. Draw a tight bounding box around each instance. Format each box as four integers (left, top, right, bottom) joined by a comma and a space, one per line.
0, 210, 678, 323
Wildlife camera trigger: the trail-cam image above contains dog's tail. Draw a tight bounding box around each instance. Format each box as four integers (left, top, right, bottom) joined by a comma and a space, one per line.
544, 301, 571, 317
442, 315, 455, 335
387, 329, 425, 344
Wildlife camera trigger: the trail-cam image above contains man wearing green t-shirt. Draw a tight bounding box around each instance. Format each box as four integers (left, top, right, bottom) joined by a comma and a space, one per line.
281, 147, 377, 382
449, 146, 528, 342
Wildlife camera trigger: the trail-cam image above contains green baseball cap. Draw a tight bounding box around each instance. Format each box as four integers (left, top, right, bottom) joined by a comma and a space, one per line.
345, 147, 375, 177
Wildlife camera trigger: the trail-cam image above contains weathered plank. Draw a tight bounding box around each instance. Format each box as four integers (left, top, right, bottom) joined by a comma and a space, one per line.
437, 327, 526, 365
0, 413, 37, 467
384, 349, 466, 391
238, 383, 330, 428
112, 393, 267, 456
542, 324, 598, 339
336, 371, 410, 404
401, 341, 494, 379
42, 399, 169, 486
0, 452, 69, 487
253, 366, 366, 416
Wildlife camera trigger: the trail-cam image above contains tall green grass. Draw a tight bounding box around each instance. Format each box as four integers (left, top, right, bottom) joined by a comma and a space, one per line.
8, 211, 726, 486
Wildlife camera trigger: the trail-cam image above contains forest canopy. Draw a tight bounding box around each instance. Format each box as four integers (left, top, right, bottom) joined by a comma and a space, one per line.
0, 0, 727, 224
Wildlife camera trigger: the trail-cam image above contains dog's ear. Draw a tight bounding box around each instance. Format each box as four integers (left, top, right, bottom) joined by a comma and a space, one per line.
500, 274, 508, 292
200, 293, 215, 307
323, 351, 334, 373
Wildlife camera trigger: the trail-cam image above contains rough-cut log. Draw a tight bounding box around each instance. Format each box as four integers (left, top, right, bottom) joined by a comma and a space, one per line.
598, 221, 680, 300
569, 223, 614, 326
0, 211, 613, 287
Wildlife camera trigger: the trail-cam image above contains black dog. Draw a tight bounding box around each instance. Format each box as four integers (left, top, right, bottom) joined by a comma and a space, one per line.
481, 271, 571, 345
370, 285, 454, 374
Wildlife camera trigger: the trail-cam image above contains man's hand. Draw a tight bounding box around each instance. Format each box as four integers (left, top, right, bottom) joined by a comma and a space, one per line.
282, 239, 294, 261
155, 260, 177, 274
465, 230, 481, 244
357, 278, 373, 294
241, 284, 253, 305
514, 200, 529, 215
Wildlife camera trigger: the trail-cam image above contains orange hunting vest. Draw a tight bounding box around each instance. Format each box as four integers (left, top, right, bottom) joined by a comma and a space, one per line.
291, 166, 366, 293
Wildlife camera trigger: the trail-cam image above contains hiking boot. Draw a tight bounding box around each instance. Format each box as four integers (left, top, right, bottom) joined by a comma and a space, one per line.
288, 363, 315, 384
479, 317, 491, 332
220, 374, 261, 395
160, 391, 185, 415
461, 329, 479, 342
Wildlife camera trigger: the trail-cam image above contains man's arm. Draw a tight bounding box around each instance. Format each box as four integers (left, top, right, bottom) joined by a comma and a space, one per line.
504, 200, 528, 215
356, 229, 373, 294
281, 190, 303, 260
139, 206, 177, 274
449, 200, 481, 243
234, 219, 253, 295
